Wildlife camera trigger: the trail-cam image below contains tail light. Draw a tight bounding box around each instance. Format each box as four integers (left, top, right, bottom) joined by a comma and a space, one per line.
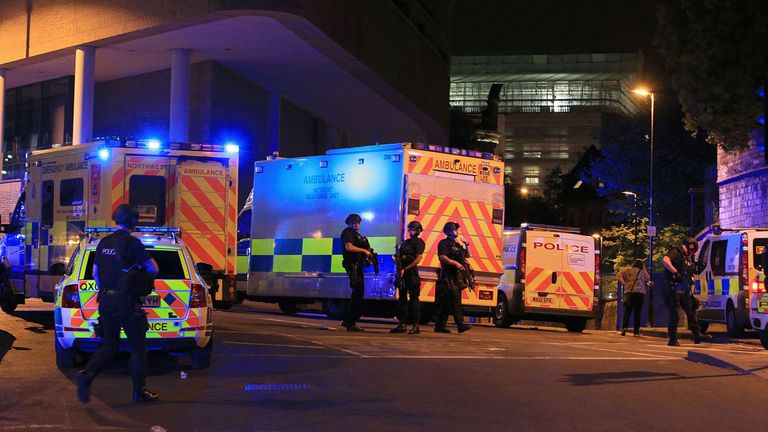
190, 283, 208, 308
741, 234, 749, 290
61, 284, 81, 308
518, 246, 526, 282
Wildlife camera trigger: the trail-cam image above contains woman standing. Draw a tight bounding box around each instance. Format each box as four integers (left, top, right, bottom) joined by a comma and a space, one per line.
617, 259, 652, 336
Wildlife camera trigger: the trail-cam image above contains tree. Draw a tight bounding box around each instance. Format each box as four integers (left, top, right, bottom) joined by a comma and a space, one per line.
655, 0, 768, 150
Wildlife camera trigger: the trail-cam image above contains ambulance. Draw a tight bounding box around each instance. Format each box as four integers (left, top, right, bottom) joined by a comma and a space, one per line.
245, 142, 505, 321
0, 139, 239, 313
494, 224, 601, 332
693, 225, 768, 337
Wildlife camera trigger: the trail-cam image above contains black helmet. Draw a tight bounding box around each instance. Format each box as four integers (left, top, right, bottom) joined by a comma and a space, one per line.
345, 213, 362, 225
112, 204, 139, 230
407, 220, 423, 233
443, 221, 460, 235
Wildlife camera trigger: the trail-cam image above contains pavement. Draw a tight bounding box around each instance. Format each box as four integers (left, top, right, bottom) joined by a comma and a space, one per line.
613, 325, 768, 379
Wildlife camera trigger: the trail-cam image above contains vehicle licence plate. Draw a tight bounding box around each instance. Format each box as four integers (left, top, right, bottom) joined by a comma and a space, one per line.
142, 295, 161, 307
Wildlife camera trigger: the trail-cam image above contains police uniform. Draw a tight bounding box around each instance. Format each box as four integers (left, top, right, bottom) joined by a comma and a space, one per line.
664, 246, 704, 345
79, 229, 154, 401
395, 236, 425, 328
434, 237, 471, 333
341, 226, 367, 329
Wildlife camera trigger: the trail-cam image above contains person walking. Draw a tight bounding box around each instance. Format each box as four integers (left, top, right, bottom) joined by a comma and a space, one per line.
76, 204, 160, 403
434, 222, 472, 334
340, 213, 372, 332
390, 221, 426, 334
661, 237, 709, 346
617, 259, 651, 336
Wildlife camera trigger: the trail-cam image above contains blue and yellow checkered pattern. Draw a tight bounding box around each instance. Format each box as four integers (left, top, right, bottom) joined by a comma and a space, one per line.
694, 277, 739, 296
249, 237, 397, 274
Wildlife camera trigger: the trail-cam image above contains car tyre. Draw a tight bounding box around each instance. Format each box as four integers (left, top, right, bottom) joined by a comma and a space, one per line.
278, 301, 298, 314
55, 338, 77, 369
322, 299, 349, 320
726, 303, 745, 338
493, 292, 513, 328
565, 318, 587, 333
191, 338, 213, 370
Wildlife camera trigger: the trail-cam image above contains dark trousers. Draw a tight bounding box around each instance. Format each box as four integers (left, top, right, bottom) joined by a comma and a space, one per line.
84, 302, 149, 388
621, 292, 645, 334
396, 274, 421, 325
435, 278, 464, 329
344, 265, 365, 325
667, 285, 700, 340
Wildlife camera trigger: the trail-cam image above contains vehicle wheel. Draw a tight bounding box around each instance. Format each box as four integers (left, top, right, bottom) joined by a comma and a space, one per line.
191, 339, 213, 370
726, 303, 745, 338
278, 301, 298, 314
493, 292, 513, 328
322, 299, 349, 320
419, 304, 434, 325
565, 318, 587, 333
698, 321, 710, 334
213, 301, 233, 310
55, 338, 76, 369
759, 330, 768, 350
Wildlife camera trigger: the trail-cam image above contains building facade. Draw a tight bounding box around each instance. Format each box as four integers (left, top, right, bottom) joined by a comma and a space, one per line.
450, 52, 643, 196
0, 0, 451, 207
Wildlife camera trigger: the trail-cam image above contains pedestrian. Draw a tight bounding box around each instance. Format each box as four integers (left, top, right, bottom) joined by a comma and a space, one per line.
661, 237, 709, 346
76, 204, 160, 404
617, 259, 651, 336
390, 220, 426, 334
340, 213, 372, 332
434, 221, 472, 334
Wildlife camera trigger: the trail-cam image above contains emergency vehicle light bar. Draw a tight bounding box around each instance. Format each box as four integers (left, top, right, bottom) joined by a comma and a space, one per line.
518, 223, 581, 234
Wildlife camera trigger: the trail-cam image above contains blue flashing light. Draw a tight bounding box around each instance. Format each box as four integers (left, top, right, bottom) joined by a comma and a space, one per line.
98, 148, 110, 161
225, 143, 240, 153
146, 139, 161, 149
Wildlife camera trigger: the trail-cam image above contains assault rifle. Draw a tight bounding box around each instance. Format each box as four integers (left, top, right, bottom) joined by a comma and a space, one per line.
360, 236, 379, 275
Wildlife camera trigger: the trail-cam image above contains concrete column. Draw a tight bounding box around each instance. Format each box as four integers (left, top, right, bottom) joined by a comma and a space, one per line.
169, 49, 190, 143
73, 47, 95, 145
268, 92, 281, 155
0, 68, 6, 178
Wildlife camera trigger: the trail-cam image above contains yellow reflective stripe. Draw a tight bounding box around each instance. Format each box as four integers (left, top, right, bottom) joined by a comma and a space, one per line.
251, 239, 274, 255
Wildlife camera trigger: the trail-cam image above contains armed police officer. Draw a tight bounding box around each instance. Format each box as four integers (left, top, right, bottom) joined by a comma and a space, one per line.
340, 213, 373, 332
434, 221, 472, 334
661, 237, 709, 346
390, 221, 426, 335
76, 204, 160, 404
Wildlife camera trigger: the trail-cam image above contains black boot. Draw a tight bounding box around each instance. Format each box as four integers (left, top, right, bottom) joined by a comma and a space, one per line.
76, 370, 93, 404
132, 386, 159, 403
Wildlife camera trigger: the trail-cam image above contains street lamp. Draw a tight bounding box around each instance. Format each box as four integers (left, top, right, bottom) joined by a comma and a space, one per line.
632, 87, 655, 326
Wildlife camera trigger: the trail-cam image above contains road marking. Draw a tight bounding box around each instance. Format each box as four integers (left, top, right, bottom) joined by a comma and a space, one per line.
222, 341, 327, 349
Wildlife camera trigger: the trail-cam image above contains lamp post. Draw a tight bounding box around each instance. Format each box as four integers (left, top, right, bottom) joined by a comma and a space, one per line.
632, 87, 655, 326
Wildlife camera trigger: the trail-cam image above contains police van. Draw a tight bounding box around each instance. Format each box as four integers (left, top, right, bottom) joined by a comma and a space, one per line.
693, 225, 768, 337
52, 227, 213, 368
494, 224, 601, 332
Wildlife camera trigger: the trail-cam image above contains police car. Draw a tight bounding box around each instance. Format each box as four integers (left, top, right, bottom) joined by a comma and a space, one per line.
52, 227, 213, 369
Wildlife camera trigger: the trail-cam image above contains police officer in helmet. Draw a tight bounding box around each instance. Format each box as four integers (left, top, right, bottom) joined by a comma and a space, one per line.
340, 213, 372, 332
434, 221, 472, 334
76, 204, 160, 403
390, 220, 426, 334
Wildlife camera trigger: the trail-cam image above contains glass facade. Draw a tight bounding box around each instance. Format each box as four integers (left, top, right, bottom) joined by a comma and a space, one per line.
451, 53, 642, 195
2, 76, 73, 178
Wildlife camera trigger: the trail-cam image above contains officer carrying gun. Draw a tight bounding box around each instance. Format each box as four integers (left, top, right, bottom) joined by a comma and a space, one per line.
340, 213, 373, 332
390, 221, 425, 335
661, 237, 709, 346
434, 221, 472, 334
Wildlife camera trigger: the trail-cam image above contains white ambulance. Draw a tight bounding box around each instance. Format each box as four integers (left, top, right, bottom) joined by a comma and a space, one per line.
693, 225, 768, 337
494, 224, 601, 332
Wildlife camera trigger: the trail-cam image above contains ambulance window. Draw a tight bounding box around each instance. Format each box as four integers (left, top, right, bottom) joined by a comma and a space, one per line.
129, 175, 166, 226
710, 240, 728, 276
41, 180, 54, 228
60, 178, 84, 206
754, 238, 768, 268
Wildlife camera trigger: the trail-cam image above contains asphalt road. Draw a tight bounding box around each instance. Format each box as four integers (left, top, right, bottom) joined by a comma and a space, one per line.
2, 300, 768, 432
